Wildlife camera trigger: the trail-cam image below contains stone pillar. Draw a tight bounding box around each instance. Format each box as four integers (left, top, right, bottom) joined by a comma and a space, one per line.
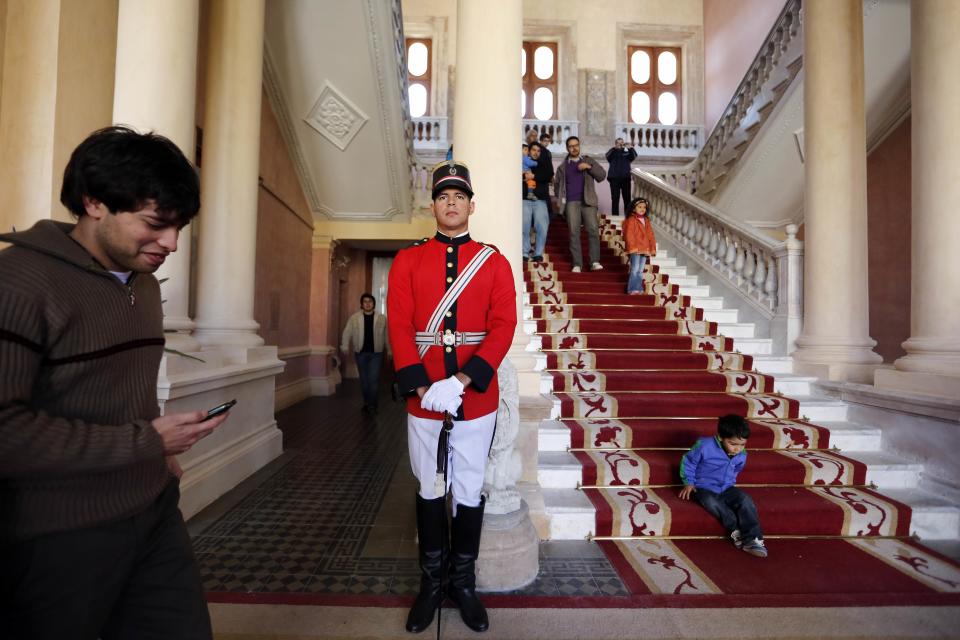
193, 0, 265, 348
453, 0, 538, 591
113, 0, 200, 351
0, 0, 60, 232
791, 0, 881, 383
875, 0, 960, 398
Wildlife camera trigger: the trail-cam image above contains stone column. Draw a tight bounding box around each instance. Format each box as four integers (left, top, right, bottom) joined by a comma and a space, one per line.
193, 0, 265, 348
113, 0, 200, 351
875, 0, 960, 398
791, 0, 881, 383
0, 0, 60, 232
453, 0, 538, 592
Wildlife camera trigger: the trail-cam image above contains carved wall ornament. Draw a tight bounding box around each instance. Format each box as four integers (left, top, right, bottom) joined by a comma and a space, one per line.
304, 82, 369, 151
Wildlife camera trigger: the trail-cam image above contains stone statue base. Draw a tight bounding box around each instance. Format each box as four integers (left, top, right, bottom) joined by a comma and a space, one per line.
476, 500, 539, 592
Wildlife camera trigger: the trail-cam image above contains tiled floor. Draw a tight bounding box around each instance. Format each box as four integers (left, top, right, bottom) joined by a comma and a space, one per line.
189, 381, 628, 598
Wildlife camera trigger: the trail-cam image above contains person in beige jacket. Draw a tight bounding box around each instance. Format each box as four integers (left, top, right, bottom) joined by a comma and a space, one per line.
340, 293, 390, 413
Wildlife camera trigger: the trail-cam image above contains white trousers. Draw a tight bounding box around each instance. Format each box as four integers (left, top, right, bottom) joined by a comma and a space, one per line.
407, 411, 496, 508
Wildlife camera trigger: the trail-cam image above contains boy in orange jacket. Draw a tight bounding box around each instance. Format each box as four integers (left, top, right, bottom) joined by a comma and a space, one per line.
622, 197, 657, 294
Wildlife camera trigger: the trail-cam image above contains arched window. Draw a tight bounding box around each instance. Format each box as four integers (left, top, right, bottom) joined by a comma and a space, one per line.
406, 38, 432, 117
522, 41, 557, 120
627, 45, 682, 125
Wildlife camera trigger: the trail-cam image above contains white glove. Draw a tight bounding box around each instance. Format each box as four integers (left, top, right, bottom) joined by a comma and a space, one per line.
421, 375, 465, 415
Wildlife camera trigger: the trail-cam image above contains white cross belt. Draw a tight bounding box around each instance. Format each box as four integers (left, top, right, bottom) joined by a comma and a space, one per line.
414, 331, 487, 348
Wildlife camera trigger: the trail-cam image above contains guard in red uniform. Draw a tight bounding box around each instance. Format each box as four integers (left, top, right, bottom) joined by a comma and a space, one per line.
388, 161, 516, 634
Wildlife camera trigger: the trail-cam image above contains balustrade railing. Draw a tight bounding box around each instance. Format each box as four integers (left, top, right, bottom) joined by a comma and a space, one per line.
632, 168, 802, 353
410, 116, 449, 151
614, 123, 703, 159
522, 119, 578, 154
636, 0, 803, 197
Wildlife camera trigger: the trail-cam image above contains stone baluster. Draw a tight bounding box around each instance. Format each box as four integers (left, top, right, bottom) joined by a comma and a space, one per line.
754, 251, 767, 293
742, 245, 756, 287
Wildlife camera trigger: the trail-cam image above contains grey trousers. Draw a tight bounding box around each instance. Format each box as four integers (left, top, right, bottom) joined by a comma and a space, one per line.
565, 200, 600, 267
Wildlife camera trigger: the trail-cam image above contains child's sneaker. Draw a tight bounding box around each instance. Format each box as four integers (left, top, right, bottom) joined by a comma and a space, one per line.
742, 538, 768, 558
730, 529, 743, 549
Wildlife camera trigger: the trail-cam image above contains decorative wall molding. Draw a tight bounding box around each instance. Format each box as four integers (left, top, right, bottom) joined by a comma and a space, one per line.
523, 20, 578, 122
867, 88, 911, 154
304, 81, 369, 151
275, 378, 311, 410
362, 0, 411, 222
262, 44, 323, 213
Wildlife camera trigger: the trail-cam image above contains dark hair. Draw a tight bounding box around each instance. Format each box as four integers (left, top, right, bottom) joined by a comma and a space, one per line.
628, 197, 650, 215
539, 132, 552, 142
529, 142, 543, 153
360, 293, 376, 305
565, 135, 580, 149
522, 143, 529, 149
717, 414, 750, 440
60, 125, 200, 226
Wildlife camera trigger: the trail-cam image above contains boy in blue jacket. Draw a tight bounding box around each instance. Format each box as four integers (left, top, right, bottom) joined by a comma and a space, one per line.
679, 414, 768, 558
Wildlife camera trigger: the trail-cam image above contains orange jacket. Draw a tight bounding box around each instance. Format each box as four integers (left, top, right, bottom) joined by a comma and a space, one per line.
623, 215, 657, 255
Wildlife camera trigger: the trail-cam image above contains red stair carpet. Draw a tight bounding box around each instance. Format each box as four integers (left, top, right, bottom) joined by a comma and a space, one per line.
531, 214, 960, 606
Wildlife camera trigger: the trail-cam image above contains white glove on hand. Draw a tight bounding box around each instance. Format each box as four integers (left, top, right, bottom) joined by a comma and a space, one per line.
421, 375, 465, 415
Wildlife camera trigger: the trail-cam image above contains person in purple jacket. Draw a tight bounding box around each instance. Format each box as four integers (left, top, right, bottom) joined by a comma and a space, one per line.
679, 414, 768, 558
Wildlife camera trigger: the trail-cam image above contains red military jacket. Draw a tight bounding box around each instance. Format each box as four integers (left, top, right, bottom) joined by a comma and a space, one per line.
388, 231, 517, 420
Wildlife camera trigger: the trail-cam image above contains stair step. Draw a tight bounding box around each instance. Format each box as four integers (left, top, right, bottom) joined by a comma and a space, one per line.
728, 337, 772, 355
818, 421, 882, 452
772, 373, 817, 396
702, 308, 739, 322
717, 322, 756, 338
883, 489, 960, 541
537, 450, 924, 491
655, 265, 687, 277
792, 396, 849, 422
687, 296, 726, 310
842, 451, 923, 490
542, 486, 960, 541
752, 356, 795, 374
674, 283, 711, 296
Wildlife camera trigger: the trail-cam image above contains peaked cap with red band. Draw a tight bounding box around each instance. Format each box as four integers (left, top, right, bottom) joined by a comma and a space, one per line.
431, 160, 474, 200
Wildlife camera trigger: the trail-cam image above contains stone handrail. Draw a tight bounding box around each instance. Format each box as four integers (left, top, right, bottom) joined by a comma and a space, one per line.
411, 116, 449, 151
522, 119, 578, 154
614, 122, 703, 159
642, 0, 803, 198
632, 168, 802, 352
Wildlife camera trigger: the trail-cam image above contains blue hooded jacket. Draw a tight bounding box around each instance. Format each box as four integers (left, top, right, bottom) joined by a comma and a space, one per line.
679, 436, 747, 494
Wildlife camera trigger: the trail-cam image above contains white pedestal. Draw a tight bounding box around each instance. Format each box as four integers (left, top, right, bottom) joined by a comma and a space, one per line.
157, 345, 285, 519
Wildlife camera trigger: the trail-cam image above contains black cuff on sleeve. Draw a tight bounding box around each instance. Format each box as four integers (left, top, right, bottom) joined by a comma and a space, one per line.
397, 363, 430, 396
461, 355, 495, 393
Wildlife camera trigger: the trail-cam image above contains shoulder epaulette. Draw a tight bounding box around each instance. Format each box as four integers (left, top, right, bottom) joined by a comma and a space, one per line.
401, 237, 429, 250
478, 242, 501, 254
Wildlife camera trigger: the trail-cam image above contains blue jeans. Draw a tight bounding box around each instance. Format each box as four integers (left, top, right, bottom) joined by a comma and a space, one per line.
694, 486, 763, 542
355, 351, 383, 407
522, 199, 549, 258
627, 253, 647, 293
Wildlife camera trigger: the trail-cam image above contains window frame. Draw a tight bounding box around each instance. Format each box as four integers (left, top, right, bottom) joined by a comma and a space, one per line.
627, 45, 683, 125
406, 37, 433, 117
522, 40, 558, 121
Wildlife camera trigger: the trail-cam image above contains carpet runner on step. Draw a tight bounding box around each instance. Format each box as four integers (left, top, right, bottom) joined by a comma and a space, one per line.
532, 215, 960, 603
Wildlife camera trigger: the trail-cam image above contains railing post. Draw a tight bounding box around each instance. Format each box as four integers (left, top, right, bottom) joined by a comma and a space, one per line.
771, 224, 803, 355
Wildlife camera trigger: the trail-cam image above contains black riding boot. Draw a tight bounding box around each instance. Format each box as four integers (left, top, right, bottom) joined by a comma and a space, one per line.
406, 495, 447, 633
447, 498, 489, 632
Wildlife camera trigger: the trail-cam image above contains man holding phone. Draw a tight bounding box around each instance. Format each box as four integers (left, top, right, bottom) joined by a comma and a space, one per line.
0, 127, 227, 639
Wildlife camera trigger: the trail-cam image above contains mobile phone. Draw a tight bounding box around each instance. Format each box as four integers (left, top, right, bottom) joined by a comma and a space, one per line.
203, 399, 236, 421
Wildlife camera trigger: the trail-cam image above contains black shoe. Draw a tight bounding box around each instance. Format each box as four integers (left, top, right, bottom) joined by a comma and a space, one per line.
406, 495, 447, 633
532, 255, 543, 262
448, 499, 489, 632
523, 256, 530, 262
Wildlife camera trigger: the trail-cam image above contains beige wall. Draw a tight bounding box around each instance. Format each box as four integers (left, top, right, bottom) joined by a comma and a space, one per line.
0, 0, 7, 101
866, 116, 911, 363
703, 0, 783, 133
253, 90, 314, 389
404, 0, 701, 70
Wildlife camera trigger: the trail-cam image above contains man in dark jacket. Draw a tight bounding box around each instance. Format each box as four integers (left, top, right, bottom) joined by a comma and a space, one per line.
605, 137, 637, 216
0, 126, 229, 640
522, 142, 555, 262
554, 136, 607, 272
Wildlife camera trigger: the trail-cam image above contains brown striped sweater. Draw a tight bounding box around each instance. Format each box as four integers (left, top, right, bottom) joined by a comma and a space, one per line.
0, 220, 169, 541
